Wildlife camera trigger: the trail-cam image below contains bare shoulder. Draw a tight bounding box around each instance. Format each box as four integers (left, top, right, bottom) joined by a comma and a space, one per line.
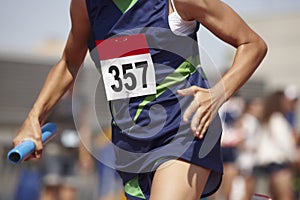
63, 0, 90, 67
172, 0, 224, 20
70, 0, 87, 9
70, 0, 89, 19
69, 0, 90, 32
173, 0, 211, 8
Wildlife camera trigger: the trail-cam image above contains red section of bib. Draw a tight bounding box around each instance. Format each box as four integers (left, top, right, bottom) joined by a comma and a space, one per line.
96, 34, 150, 60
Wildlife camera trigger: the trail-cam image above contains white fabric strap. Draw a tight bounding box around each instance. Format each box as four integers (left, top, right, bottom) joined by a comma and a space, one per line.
170, 0, 176, 13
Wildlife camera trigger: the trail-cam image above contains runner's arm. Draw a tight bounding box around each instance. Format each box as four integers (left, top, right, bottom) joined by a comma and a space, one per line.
176, 0, 267, 137
13, 0, 91, 158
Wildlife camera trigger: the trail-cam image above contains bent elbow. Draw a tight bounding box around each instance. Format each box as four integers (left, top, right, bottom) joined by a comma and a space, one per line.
257, 38, 268, 59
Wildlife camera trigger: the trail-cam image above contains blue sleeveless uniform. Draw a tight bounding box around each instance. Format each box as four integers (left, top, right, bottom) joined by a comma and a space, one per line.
86, 0, 223, 198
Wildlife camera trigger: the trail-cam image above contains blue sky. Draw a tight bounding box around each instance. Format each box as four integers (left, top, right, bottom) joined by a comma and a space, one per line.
0, 0, 70, 53
226, 0, 300, 16
0, 0, 299, 54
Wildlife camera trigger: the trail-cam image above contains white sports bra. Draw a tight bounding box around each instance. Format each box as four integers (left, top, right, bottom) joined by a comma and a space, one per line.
168, 0, 197, 36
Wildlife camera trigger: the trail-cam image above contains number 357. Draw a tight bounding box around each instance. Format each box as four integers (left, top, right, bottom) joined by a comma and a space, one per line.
108, 61, 148, 92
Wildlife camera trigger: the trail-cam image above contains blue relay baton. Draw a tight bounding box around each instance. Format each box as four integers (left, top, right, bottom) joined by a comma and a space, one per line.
7, 123, 58, 164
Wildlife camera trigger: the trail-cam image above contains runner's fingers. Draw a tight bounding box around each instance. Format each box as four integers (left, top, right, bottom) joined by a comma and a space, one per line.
198, 121, 210, 139
196, 114, 211, 139
34, 140, 43, 159
177, 86, 198, 96
24, 152, 42, 161
183, 99, 200, 123
190, 107, 203, 132
33, 149, 43, 159
12, 138, 21, 147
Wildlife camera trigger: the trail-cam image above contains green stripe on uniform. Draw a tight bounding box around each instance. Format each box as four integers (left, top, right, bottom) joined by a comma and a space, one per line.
113, 0, 139, 13
124, 176, 146, 199
133, 60, 200, 122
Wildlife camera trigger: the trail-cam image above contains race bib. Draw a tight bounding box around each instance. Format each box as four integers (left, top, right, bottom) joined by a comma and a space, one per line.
96, 34, 157, 101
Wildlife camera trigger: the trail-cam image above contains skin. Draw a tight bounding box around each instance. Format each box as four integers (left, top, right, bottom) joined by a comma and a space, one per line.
13, 0, 267, 198
150, 160, 210, 200
13, 0, 90, 159
175, 0, 267, 139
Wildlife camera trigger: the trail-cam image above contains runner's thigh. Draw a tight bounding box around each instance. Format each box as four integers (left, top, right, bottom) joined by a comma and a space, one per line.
150, 159, 210, 200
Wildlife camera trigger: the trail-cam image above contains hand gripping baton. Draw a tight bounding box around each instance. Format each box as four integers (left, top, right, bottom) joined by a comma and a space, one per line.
7, 123, 58, 164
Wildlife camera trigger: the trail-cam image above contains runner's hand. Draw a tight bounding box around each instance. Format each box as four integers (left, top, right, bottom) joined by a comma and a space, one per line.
12, 115, 43, 160
177, 86, 224, 139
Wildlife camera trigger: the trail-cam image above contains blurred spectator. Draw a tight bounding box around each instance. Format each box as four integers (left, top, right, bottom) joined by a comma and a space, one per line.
95, 128, 125, 200
13, 164, 43, 200
212, 95, 245, 200
237, 98, 264, 200
283, 85, 300, 162
283, 85, 300, 199
283, 85, 299, 129
254, 90, 297, 200
40, 90, 80, 200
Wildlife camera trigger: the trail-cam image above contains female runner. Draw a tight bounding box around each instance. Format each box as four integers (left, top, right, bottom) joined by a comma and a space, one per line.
13, 0, 267, 199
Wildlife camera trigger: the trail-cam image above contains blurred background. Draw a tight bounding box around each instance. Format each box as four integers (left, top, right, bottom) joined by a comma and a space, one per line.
0, 0, 299, 199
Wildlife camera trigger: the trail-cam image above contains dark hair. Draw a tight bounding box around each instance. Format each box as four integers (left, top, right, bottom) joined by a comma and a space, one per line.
262, 90, 284, 123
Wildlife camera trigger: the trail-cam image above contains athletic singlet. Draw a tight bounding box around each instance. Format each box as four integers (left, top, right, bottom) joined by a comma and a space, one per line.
86, 0, 223, 198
